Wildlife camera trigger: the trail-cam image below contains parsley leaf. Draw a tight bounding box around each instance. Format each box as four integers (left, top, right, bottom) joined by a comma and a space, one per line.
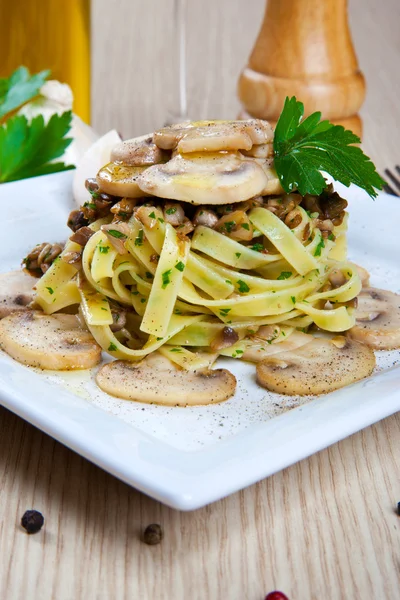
0, 66, 50, 120
107, 229, 127, 239
161, 269, 172, 289
237, 280, 250, 293
314, 237, 325, 257
108, 342, 117, 352
277, 271, 292, 280
175, 261, 185, 272
0, 112, 73, 182
274, 96, 385, 198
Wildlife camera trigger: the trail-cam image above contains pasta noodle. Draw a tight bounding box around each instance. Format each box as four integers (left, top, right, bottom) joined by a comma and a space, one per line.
34, 202, 360, 369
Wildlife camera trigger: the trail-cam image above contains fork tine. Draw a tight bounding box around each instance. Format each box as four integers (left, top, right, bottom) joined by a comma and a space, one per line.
384, 168, 400, 193
383, 183, 399, 196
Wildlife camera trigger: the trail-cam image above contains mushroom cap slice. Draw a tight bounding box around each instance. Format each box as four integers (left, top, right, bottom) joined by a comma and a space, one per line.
256, 336, 375, 396
0, 270, 36, 318
350, 263, 370, 288
347, 287, 400, 349
111, 133, 170, 166
96, 162, 149, 198
96, 353, 237, 405
136, 152, 269, 205
153, 119, 273, 154
242, 331, 312, 362
258, 160, 285, 195
0, 311, 101, 370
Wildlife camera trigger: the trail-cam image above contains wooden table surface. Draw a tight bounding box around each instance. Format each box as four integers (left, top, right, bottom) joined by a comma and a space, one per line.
1, 2, 400, 599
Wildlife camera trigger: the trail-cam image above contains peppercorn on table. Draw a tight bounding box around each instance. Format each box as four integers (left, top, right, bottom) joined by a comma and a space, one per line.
1, 1, 399, 599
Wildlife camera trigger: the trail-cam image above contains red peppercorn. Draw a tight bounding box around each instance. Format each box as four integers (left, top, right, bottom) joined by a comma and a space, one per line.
265, 592, 289, 600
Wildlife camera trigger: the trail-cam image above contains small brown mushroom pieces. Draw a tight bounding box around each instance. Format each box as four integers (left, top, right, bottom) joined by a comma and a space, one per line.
256, 337, 375, 396
347, 288, 400, 350
0, 271, 37, 318
96, 353, 237, 405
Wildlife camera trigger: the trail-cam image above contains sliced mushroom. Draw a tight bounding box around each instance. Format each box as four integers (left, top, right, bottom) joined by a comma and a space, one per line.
0, 311, 101, 369
350, 263, 370, 288
111, 134, 170, 166
0, 271, 36, 318
96, 162, 149, 198
256, 336, 375, 395
347, 288, 400, 349
242, 331, 311, 362
242, 143, 274, 159
96, 352, 237, 405
257, 160, 285, 195
153, 119, 273, 154
137, 152, 268, 205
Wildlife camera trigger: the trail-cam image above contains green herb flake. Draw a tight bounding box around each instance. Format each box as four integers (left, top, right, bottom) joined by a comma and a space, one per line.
223, 221, 236, 233
291, 296, 296, 304
134, 229, 144, 246
161, 269, 172, 289
250, 243, 264, 252
237, 280, 250, 293
170, 348, 182, 353
241, 223, 250, 230
132, 291, 139, 296
101, 307, 107, 311
156, 337, 163, 341
145, 271, 153, 279
149, 211, 156, 219
235, 252, 241, 259
46, 286, 54, 295
225, 279, 232, 285
84, 202, 96, 210
108, 342, 117, 352
165, 207, 177, 215
314, 237, 325, 257
328, 233, 335, 241
140, 298, 146, 303
277, 271, 292, 280
108, 229, 127, 239
98, 245, 110, 254
175, 261, 185, 272
220, 308, 231, 316
158, 217, 165, 223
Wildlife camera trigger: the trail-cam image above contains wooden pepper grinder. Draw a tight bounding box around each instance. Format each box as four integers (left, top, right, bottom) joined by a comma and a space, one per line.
238, 0, 365, 137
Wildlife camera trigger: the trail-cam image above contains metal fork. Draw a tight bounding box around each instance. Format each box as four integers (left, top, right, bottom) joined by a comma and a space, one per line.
383, 166, 400, 196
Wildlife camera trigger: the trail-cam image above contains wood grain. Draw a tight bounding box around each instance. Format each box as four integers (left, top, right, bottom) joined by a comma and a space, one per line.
0, 406, 399, 600
1, 1, 400, 599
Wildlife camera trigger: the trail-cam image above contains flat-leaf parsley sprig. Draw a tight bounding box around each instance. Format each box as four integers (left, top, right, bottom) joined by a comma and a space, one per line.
273, 96, 385, 198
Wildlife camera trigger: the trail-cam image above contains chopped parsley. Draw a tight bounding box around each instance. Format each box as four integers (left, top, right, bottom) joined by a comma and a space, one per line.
46, 286, 54, 295
145, 271, 153, 279
241, 223, 250, 230
84, 202, 96, 209
140, 298, 146, 303
250, 243, 264, 252
223, 221, 236, 233
98, 245, 110, 254
161, 269, 172, 289
291, 296, 296, 304
225, 279, 232, 285
132, 291, 139, 295
107, 229, 127, 239
134, 229, 144, 246
235, 252, 241, 259
165, 207, 177, 215
158, 217, 165, 223
277, 271, 292, 280
175, 261, 185, 272
108, 342, 117, 352
156, 337, 163, 341
237, 280, 250, 293
220, 308, 231, 316
170, 348, 182, 353
314, 237, 325, 257
328, 232, 335, 241
149, 211, 156, 219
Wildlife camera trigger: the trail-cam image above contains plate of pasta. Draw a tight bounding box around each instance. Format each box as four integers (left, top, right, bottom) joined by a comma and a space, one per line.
0, 100, 399, 509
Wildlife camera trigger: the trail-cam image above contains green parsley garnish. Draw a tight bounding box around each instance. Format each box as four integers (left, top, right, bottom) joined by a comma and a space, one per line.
46, 286, 54, 295
166, 207, 177, 215
132, 291, 139, 295
235, 252, 241, 259
107, 229, 127, 239
250, 243, 264, 252
84, 202, 96, 210
134, 230, 144, 246
108, 342, 117, 352
98, 245, 110, 254
170, 348, 182, 353
241, 223, 250, 230
175, 261, 185, 272
0, 66, 49, 119
277, 271, 292, 280
220, 308, 231, 316
223, 221, 236, 233
328, 233, 335, 241
161, 269, 172, 289
237, 280, 250, 293
149, 211, 156, 219
291, 296, 296, 304
158, 217, 165, 223
314, 237, 325, 257
140, 298, 146, 303
225, 279, 232, 285
273, 96, 385, 198
145, 271, 153, 279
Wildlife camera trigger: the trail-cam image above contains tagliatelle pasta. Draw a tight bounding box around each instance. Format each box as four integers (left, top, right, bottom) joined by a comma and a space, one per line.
34, 202, 360, 369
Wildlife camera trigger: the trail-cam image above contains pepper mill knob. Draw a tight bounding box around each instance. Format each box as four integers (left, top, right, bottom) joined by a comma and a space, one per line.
238, 0, 365, 137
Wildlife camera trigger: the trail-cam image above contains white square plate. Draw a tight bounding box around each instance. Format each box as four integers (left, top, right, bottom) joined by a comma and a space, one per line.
1, 172, 399, 510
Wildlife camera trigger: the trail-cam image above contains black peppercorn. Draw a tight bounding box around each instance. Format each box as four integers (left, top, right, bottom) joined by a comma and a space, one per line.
142, 523, 163, 545
21, 510, 44, 534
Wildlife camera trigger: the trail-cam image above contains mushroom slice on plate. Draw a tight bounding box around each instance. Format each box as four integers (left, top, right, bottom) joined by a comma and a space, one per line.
0, 270, 36, 318
137, 152, 268, 205
0, 311, 101, 369
96, 352, 237, 405
96, 162, 149, 198
242, 331, 312, 362
347, 288, 400, 349
350, 263, 370, 288
256, 336, 375, 395
257, 159, 285, 195
153, 119, 274, 154
111, 134, 170, 166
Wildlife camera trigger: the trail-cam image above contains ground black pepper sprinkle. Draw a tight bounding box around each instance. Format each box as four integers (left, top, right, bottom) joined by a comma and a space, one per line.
21, 510, 44, 534
142, 523, 163, 545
